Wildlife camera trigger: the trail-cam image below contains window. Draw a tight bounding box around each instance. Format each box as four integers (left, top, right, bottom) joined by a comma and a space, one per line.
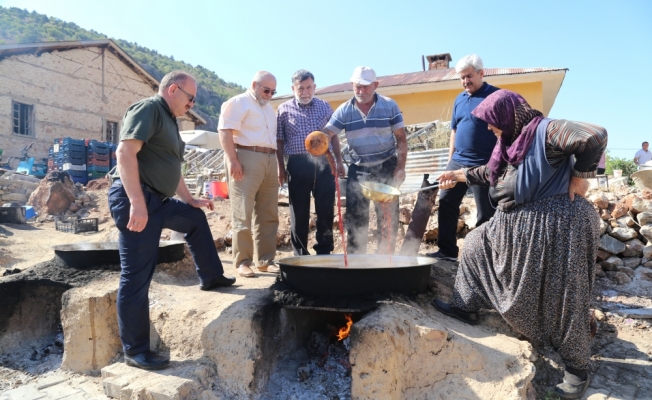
106, 121, 119, 144
12, 102, 34, 136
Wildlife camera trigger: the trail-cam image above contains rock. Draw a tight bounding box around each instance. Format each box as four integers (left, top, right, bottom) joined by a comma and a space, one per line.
599, 234, 626, 254
349, 304, 535, 400
618, 266, 636, 277
596, 250, 611, 262
1, 192, 27, 202
623, 239, 645, 257
639, 225, 652, 243
399, 207, 412, 225
645, 261, 652, 269
594, 309, 606, 321
28, 171, 77, 215
643, 245, 652, 259
591, 193, 609, 209
601, 256, 623, 271
600, 209, 611, 220
610, 216, 629, 229
611, 202, 629, 219
459, 204, 468, 214
594, 264, 606, 278
609, 227, 638, 241
621, 258, 641, 269
214, 238, 225, 250
635, 267, 652, 283
308, 217, 316, 230
224, 230, 233, 246
639, 212, 652, 226
457, 218, 466, 233
630, 198, 652, 214
61, 277, 121, 372
614, 272, 632, 285
68, 203, 80, 213
461, 209, 477, 229
424, 227, 438, 242
276, 230, 290, 246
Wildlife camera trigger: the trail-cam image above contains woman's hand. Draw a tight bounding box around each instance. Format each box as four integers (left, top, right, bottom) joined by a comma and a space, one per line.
568, 176, 589, 201
438, 170, 466, 190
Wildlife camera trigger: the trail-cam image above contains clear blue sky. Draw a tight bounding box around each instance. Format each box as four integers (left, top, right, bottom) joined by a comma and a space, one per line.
2, 0, 650, 160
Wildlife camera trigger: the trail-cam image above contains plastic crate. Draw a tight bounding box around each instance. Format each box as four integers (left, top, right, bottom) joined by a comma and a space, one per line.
88, 152, 110, 162
55, 216, 98, 233
63, 169, 88, 185
57, 150, 86, 165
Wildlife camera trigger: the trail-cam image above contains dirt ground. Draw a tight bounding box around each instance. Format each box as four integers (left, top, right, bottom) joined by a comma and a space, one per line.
1, 181, 652, 399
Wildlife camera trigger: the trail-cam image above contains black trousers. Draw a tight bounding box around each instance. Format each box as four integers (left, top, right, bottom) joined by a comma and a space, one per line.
108, 182, 224, 355
346, 156, 399, 254
437, 159, 496, 257
287, 155, 335, 255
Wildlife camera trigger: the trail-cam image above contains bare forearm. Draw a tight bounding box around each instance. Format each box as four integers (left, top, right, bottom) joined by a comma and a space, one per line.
276, 140, 285, 168
116, 144, 145, 206
394, 127, 407, 170
175, 176, 194, 203
219, 129, 239, 162
325, 128, 343, 164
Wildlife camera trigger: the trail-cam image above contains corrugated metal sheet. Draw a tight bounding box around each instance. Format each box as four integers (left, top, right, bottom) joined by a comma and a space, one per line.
400, 148, 449, 193
271, 67, 568, 99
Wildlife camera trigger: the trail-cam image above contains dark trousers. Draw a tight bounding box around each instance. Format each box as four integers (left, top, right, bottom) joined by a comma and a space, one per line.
437, 159, 495, 257
346, 156, 399, 254
108, 182, 224, 355
287, 155, 335, 255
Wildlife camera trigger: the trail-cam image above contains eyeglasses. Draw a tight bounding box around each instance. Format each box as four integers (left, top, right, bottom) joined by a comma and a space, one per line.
176, 85, 196, 103
261, 86, 277, 96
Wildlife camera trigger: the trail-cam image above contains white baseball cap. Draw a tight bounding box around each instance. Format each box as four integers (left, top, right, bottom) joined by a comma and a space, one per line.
350, 66, 377, 85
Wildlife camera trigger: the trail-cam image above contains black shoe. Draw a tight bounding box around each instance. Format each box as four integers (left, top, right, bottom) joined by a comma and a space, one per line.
200, 275, 236, 290
554, 370, 591, 399
425, 251, 458, 262
124, 350, 169, 370
432, 298, 479, 325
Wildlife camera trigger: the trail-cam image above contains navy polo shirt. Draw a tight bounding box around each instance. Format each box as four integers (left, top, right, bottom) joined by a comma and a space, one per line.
450, 82, 500, 165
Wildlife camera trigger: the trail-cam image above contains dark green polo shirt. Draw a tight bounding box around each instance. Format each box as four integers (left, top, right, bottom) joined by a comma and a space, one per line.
114, 95, 185, 197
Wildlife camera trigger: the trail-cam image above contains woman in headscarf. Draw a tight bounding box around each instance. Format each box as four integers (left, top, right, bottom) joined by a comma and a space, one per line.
433, 90, 607, 399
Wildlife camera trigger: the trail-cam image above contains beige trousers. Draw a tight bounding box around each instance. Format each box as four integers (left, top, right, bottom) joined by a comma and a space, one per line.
226, 149, 279, 267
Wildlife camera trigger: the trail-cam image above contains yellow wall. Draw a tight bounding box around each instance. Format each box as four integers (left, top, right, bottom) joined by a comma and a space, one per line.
325, 81, 544, 125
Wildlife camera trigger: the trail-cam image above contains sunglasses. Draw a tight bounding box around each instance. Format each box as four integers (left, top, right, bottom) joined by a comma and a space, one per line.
176, 85, 196, 103
261, 86, 277, 96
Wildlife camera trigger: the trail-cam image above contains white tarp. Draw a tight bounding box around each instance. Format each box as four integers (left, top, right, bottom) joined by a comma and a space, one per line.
180, 130, 222, 150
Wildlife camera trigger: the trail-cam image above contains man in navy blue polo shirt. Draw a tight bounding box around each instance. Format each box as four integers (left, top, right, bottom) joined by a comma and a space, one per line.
428, 54, 499, 261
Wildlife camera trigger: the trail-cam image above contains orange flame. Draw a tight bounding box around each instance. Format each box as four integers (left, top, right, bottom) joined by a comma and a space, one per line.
337, 314, 353, 341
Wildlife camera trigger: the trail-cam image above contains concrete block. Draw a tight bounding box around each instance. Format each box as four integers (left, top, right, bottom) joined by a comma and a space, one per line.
41, 385, 82, 399
35, 375, 68, 390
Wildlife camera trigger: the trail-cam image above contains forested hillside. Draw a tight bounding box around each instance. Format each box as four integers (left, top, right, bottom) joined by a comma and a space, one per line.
0, 6, 245, 130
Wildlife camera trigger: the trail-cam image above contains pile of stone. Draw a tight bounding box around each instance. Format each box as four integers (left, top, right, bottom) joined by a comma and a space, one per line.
0, 172, 40, 205
590, 187, 652, 288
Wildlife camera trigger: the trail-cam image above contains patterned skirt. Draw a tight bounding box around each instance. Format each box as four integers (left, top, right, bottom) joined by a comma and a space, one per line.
451, 194, 600, 369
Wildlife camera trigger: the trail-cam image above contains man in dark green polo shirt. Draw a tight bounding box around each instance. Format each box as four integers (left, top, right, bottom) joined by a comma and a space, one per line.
108, 71, 235, 371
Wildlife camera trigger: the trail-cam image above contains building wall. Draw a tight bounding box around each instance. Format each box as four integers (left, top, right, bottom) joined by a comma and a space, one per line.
0, 47, 156, 159
324, 81, 544, 126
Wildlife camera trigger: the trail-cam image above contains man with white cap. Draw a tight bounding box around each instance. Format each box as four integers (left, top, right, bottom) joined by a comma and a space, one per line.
323, 66, 407, 254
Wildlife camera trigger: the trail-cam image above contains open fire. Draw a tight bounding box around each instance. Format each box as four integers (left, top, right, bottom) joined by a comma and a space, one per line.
337, 314, 353, 341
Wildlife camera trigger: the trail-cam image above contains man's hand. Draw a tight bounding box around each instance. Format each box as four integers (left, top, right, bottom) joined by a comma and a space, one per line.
336, 162, 346, 178
393, 168, 406, 187
278, 167, 287, 186
229, 159, 243, 181
568, 176, 589, 201
127, 200, 148, 232
188, 198, 215, 211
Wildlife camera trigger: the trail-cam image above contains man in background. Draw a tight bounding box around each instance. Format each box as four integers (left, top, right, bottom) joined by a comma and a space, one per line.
218, 71, 280, 277
634, 141, 652, 169
428, 54, 499, 261
277, 69, 337, 255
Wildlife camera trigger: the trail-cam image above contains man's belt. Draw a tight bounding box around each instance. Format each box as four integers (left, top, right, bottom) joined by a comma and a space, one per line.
235, 144, 276, 154
113, 179, 168, 201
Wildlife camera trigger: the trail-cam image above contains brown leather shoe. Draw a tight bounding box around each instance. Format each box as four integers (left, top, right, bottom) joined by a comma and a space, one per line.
257, 262, 280, 274
237, 264, 255, 277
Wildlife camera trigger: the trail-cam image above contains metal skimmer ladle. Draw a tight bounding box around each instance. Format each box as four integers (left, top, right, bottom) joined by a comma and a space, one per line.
358, 181, 439, 203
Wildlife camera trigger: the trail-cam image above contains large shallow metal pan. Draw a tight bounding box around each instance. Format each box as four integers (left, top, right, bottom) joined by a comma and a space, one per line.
52, 241, 186, 269
278, 254, 434, 297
